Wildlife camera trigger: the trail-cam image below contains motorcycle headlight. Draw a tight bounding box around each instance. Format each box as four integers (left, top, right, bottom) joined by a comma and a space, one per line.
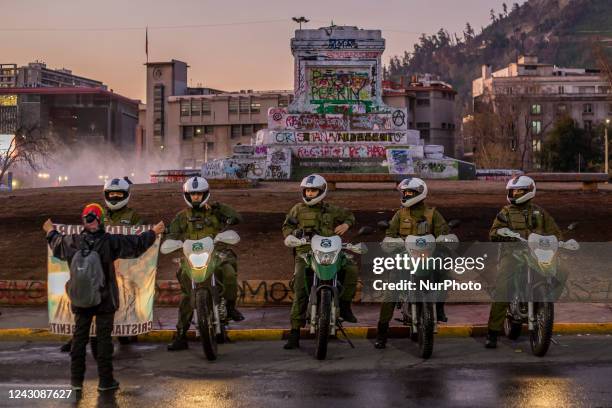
188, 252, 210, 270
314, 250, 339, 265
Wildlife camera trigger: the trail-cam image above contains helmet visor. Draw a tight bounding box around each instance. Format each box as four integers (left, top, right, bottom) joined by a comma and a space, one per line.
507, 186, 533, 202
302, 187, 322, 202
105, 190, 127, 205
185, 190, 210, 207
402, 189, 419, 199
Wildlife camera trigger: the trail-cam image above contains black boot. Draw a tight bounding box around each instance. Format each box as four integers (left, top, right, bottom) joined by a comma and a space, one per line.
374, 322, 389, 349
436, 302, 448, 323
167, 331, 189, 351
226, 300, 245, 322
485, 330, 498, 349
283, 329, 300, 349
339, 300, 358, 323
60, 339, 72, 353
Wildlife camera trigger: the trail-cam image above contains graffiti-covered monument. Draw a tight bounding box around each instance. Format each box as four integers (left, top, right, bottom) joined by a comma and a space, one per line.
203, 25, 464, 181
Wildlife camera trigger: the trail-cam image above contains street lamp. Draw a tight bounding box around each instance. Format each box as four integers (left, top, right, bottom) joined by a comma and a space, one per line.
292, 17, 309, 30
606, 118, 610, 177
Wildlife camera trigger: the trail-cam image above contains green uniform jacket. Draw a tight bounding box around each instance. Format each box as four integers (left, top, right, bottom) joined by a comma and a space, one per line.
106, 206, 143, 227
385, 202, 449, 238
282, 202, 355, 254
489, 202, 562, 242
166, 202, 242, 241
166, 203, 242, 275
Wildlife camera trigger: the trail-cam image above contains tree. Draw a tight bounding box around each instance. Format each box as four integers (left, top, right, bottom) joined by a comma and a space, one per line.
466, 84, 554, 170
464, 90, 523, 169
464, 22, 475, 42
512, 3, 520, 13
490, 9, 496, 23
0, 123, 54, 187
503, 3, 508, 16
540, 116, 594, 171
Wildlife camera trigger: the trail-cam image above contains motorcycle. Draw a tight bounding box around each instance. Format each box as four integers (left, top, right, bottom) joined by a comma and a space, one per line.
382, 233, 459, 359
284, 232, 366, 360
496, 227, 579, 356
160, 229, 240, 361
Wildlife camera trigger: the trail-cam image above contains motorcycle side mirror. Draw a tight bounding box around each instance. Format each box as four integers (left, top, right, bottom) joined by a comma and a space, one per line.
448, 219, 461, 229
567, 222, 578, 231
160, 239, 183, 254
357, 226, 375, 236
286, 216, 299, 226
214, 230, 240, 245
497, 227, 518, 238
349, 242, 368, 254
377, 220, 390, 230
561, 239, 580, 251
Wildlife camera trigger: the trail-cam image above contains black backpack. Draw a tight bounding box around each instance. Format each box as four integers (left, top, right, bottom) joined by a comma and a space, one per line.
67, 241, 105, 308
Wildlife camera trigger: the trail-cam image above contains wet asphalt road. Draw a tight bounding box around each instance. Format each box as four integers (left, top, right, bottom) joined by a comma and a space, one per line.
0, 335, 611, 407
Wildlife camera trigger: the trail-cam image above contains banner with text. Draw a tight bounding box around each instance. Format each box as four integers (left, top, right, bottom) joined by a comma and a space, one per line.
47, 224, 159, 336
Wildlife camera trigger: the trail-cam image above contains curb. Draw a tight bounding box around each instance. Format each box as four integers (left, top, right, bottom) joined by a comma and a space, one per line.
1, 323, 612, 342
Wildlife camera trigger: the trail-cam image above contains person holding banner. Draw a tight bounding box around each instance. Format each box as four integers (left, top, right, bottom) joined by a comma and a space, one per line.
60, 177, 145, 353
104, 177, 146, 346
43, 203, 164, 392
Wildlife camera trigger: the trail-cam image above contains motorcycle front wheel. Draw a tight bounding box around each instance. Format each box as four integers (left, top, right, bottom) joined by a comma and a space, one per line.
195, 288, 218, 361
315, 288, 332, 360
530, 302, 554, 357
418, 303, 435, 359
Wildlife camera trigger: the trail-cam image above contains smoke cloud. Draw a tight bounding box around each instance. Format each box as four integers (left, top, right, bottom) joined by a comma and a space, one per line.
14, 142, 181, 188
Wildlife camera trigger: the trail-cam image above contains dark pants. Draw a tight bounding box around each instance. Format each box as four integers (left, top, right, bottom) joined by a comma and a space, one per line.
71, 311, 114, 385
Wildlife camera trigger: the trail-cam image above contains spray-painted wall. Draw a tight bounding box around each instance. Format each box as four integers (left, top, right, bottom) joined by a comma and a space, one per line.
202, 146, 292, 180
202, 26, 464, 180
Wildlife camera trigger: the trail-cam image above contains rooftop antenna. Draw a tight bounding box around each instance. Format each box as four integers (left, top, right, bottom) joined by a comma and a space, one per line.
292, 16, 309, 30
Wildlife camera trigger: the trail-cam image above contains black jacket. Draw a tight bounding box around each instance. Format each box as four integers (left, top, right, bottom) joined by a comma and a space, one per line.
47, 227, 156, 314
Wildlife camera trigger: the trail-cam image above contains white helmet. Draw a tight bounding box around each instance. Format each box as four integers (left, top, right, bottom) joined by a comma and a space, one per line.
183, 176, 210, 208
397, 177, 428, 208
506, 175, 536, 205
300, 174, 327, 206
103, 177, 131, 211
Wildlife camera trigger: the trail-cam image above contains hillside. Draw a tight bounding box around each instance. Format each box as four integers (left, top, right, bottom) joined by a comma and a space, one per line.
385, 0, 612, 106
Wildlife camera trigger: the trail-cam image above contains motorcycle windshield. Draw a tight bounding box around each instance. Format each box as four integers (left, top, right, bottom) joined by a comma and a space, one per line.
528, 234, 558, 266
310, 235, 342, 278
183, 238, 214, 283
405, 234, 436, 258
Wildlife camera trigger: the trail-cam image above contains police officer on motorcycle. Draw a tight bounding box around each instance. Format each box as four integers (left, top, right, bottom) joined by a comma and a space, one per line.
282, 174, 359, 350
374, 177, 450, 349
166, 177, 244, 351
485, 175, 562, 349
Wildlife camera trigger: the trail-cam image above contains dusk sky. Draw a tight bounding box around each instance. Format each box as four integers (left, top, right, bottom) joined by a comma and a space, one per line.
2, 0, 526, 101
